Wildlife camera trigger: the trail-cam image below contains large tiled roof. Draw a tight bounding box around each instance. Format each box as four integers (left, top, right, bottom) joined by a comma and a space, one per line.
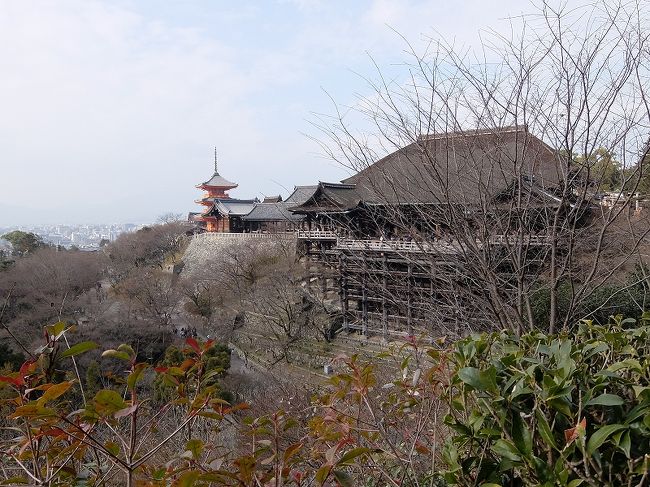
287, 127, 562, 214
340, 126, 561, 206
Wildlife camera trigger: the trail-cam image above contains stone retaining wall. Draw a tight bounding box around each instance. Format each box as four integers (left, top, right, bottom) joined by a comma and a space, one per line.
181, 232, 297, 276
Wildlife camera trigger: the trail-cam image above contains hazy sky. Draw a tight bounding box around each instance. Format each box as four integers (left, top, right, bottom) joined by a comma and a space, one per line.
1, 0, 570, 225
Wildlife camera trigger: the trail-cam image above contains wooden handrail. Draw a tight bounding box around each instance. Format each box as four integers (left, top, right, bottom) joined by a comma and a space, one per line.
334, 235, 551, 253
194, 232, 295, 240
297, 230, 338, 239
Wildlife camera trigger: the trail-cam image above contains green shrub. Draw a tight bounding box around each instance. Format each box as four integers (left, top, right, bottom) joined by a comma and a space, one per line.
5, 316, 650, 486
0, 343, 24, 370
529, 279, 648, 327
153, 340, 230, 402
442, 314, 650, 486
84, 359, 103, 397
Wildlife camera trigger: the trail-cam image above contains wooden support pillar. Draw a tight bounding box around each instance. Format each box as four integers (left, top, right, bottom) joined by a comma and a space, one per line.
319, 243, 327, 292
382, 254, 388, 340
306, 242, 315, 293
407, 261, 413, 336
362, 254, 368, 336
339, 254, 349, 331
430, 261, 435, 335
320, 272, 327, 293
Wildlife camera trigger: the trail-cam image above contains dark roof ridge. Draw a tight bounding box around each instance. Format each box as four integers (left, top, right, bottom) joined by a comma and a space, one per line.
417, 125, 528, 141
212, 197, 258, 204
320, 181, 356, 189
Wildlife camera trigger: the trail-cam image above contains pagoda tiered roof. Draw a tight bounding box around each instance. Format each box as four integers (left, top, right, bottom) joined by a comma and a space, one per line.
198, 171, 238, 189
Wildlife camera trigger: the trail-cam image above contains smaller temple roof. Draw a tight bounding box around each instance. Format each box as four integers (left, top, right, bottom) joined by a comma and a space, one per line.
243, 202, 305, 222
242, 184, 321, 222
187, 212, 203, 223
262, 195, 283, 203
288, 182, 362, 214
284, 185, 319, 205
203, 198, 258, 217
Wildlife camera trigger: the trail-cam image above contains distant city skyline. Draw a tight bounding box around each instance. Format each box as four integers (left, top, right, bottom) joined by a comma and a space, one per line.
0, 0, 583, 226
1, 222, 148, 250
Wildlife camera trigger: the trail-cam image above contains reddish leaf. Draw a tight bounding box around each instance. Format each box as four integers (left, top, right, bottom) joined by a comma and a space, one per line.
415, 442, 431, 455
578, 417, 587, 431
154, 366, 169, 373
186, 337, 201, 354
37, 427, 67, 438
180, 358, 196, 371
564, 427, 577, 443
564, 417, 587, 444
18, 360, 37, 384
0, 375, 24, 387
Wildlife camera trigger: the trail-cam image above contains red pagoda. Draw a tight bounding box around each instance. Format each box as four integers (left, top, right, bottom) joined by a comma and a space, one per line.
191, 149, 257, 232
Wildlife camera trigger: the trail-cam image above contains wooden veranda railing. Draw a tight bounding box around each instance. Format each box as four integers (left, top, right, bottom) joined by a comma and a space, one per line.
194, 232, 296, 240
335, 235, 551, 254
296, 230, 338, 240
335, 238, 462, 253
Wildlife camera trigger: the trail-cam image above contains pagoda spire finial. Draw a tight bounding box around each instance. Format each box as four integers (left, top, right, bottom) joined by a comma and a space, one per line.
214, 147, 218, 174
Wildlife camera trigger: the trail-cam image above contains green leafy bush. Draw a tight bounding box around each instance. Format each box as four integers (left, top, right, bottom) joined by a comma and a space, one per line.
0, 343, 24, 370
153, 340, 231, 402
4, 316, 650, 486
443, 314, 650, 486
530, 279, 649, 328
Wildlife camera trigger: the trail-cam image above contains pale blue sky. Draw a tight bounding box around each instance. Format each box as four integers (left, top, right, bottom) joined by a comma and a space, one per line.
0, 0, 571, 224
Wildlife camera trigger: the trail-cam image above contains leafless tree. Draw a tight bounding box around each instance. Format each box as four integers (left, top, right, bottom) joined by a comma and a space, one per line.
114, 268, 181, 329
245, 260, 336, 362
180, 235, 335, 362
157, 212, 185, 224
0, 247, 106, 345
312, 0, 650, 335
106, 222, 189, 283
